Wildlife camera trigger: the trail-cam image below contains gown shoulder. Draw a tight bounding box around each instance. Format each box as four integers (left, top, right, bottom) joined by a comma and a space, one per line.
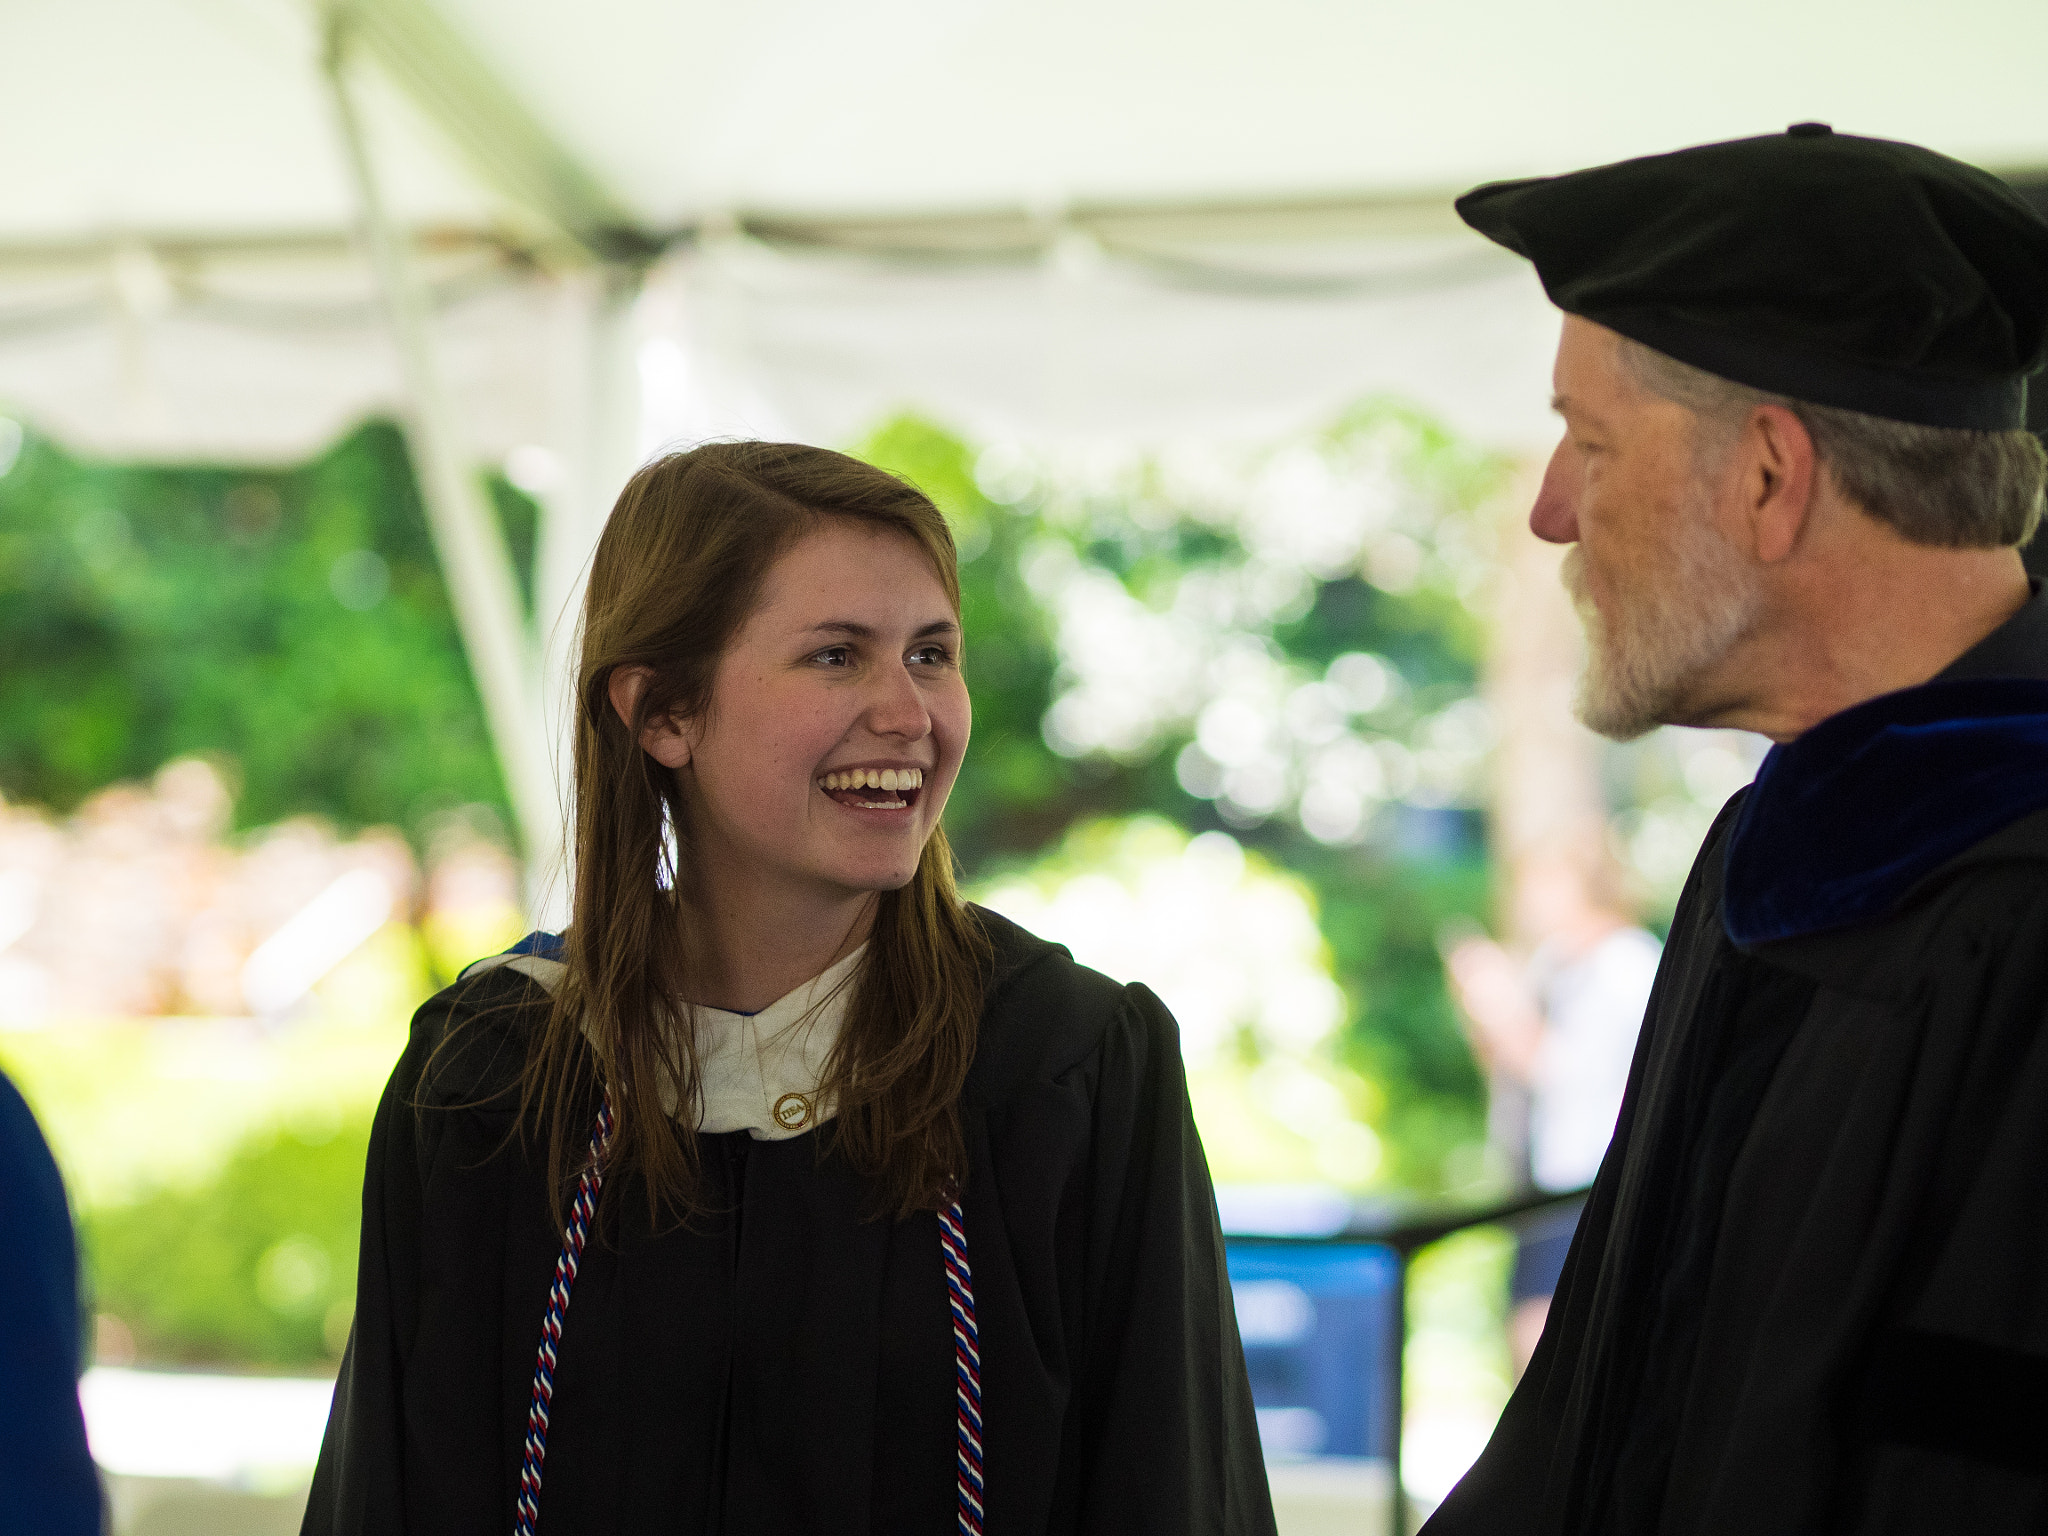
967, 904, 1169, 1110
395, 962, 555, 1126
1751, 804, 2048, 996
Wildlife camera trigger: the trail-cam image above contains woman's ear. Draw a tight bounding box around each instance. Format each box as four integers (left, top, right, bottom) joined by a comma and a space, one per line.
608, 666, 694, 769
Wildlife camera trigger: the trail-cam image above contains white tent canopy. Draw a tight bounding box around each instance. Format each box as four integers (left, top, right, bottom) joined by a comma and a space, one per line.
6, 0, 2045, 875
14, 0, 2048, 238
9, 0, 2048, 458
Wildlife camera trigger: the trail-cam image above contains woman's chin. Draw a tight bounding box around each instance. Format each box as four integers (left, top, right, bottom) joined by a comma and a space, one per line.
807, 854, 924, 899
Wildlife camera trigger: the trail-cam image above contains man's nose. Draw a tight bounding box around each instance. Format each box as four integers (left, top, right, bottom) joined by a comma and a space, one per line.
1529, 436, 1582, 545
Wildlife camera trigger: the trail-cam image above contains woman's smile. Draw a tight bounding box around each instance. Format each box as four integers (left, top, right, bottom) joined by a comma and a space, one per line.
818, 763, 927, 812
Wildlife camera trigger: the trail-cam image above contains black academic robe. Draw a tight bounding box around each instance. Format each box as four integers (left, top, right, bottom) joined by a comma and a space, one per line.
302, 909, 1276, 1536
1426, 583, 2048, 1535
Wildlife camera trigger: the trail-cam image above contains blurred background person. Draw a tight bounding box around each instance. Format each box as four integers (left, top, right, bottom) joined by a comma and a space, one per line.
1445, 836, 1660, 1371
0, 1068, 102, 1536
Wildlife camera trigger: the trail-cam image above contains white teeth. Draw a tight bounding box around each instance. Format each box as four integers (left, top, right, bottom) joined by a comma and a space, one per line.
820, 767, 923, 792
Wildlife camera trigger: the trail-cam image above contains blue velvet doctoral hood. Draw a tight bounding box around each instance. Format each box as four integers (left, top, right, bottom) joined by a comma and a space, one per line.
1724, 677, 2048, 947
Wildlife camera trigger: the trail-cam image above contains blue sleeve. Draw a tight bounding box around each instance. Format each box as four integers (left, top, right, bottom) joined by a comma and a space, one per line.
0, 1071, 102, 1536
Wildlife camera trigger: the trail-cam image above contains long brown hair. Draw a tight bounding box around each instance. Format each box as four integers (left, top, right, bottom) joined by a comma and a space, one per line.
522, 441, 990, 1222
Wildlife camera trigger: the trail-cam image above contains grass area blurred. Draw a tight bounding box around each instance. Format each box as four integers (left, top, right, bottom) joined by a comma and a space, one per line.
85, 1115, 375, 1368
1403, 1227, 1515, 1503
0, 918, 503, 1371
1, 925, 419, 1205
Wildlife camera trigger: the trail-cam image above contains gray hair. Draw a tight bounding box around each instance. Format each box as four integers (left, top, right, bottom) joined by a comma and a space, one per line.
1616, 336, 2046, 550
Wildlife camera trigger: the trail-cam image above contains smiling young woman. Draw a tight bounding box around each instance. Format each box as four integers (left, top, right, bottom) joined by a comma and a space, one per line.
302, 442, 1276, 1536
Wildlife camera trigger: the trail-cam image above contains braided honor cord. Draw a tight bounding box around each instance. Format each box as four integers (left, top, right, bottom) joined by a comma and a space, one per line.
939, 1200, 984, 1535
511, 1098, 980, 1535
512, 1096, 614, 1536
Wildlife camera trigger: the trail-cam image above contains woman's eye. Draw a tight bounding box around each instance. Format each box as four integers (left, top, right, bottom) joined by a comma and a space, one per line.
909, 645, 955, 667
811, 646, 852, 667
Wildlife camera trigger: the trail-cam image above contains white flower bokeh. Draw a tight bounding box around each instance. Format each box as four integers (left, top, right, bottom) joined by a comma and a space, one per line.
987, 414, 1503, 843
975, 818, 1383, 1187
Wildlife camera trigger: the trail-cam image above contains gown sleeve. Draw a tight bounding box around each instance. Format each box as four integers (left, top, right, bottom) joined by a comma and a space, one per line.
1072, 983, 1277, 1536
300, 998, 439, 1535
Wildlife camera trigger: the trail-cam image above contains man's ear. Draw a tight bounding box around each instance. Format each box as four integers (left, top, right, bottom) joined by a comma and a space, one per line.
607, 666, 693, 769
1741, 403, 1819, 565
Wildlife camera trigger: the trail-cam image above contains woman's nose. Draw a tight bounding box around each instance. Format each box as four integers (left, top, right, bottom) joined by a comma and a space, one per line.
865, 664, 931, 739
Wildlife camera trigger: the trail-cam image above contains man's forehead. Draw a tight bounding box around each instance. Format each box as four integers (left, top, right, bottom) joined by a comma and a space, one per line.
1552, 319, 1629, 417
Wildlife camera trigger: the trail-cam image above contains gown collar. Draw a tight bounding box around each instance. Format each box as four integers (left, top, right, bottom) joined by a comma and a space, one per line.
463, 935, 867, 1139
1723, 677, 2048, 946
1935, 576, 2048, 682
682, 944, 867, 1139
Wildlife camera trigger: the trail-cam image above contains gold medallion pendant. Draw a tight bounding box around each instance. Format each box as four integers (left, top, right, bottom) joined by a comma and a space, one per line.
772, 1092, 813, 1131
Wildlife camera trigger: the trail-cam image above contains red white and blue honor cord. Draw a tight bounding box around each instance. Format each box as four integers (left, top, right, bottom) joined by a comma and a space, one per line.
512, 1098, 613, 1536
511, 1095, 982, 1536
940, 1199, 984, 1534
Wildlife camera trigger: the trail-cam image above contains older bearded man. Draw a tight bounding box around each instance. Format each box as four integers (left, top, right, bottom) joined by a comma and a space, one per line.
1425, 127, 2048, 1535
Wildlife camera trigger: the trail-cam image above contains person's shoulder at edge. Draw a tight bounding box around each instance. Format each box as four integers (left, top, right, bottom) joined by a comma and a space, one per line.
0, 1071, 101, 1536
964, 903, 1165, 1109
397, 952, 558, 1117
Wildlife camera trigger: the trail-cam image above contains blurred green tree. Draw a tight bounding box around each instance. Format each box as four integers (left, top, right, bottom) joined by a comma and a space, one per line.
0, 419, 534, 845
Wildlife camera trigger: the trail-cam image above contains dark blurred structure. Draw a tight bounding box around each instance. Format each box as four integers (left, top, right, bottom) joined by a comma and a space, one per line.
2018, 174, 2048, 583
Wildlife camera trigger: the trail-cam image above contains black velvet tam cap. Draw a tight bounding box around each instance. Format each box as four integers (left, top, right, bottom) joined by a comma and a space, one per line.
1457, 124, 2048, 429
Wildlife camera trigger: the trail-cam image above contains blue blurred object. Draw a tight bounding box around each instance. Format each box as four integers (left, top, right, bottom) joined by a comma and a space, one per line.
1227, 1241, 1401, 1461
1390, 804, 1486, 862
0, 1070, 103, 1535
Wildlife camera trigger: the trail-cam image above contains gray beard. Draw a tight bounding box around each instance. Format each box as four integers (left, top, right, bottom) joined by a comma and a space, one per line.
1563, 511, 1762, 742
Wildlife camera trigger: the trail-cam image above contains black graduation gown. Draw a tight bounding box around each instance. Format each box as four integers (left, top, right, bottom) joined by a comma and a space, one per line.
302, 909, 1276, 1536
1426, 584, 2048, 1535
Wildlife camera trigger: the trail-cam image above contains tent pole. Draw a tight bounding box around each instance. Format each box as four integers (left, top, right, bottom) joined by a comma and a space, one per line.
320, 32, 559, 890
530, 269, 644, 925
